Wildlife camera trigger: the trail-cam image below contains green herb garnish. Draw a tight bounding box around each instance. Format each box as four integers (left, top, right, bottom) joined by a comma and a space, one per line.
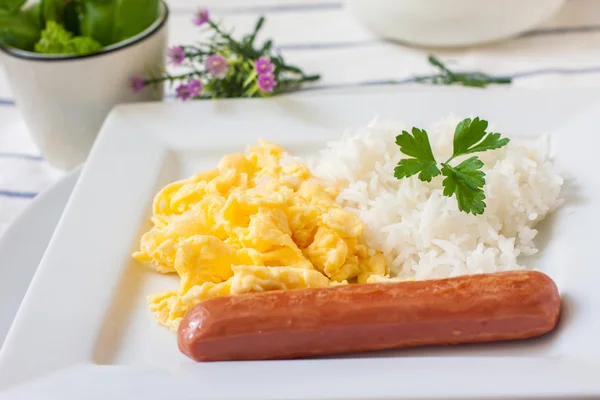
34, 21, 102, 55
394, 117, 510, 215
415, 55, 512, 88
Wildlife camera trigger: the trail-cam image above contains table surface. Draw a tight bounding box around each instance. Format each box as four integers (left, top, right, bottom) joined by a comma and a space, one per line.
1, 0, 600, 237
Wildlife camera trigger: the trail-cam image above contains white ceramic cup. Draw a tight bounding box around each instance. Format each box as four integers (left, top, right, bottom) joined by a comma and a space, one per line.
0, 2, 169, 170
346, 0, 565, 48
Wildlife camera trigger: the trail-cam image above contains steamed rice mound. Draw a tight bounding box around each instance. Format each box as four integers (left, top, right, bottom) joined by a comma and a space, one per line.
307, 116, 563, 280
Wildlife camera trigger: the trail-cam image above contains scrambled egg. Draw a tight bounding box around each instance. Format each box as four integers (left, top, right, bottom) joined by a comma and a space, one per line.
133, 141, 387, 331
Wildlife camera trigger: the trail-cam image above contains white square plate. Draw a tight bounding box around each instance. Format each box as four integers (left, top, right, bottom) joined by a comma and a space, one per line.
2, 90, 600, 399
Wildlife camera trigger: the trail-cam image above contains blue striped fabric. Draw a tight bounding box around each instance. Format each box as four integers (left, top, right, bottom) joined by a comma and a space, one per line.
0, 190, 38, 199
0, 152, 43, 161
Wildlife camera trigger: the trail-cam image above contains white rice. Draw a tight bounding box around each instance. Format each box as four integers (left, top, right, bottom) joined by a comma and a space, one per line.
306, 115, 563, 280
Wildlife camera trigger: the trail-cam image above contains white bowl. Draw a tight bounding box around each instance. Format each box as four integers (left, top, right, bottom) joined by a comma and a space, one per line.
345, 0, 565, 47
0, 2, 169, 170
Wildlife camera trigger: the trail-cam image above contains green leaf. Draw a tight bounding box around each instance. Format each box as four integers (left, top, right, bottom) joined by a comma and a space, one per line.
260, 39, 272, 52
0, 0, 26, 12
79, 0, 160, 46
64, 0, 81, 35
39, 0, 81, 34
452, 117, 510, 158
22, 2, 42, 27
453, 156, 485, 189
242, 70, 257, 88
441, 157, 486, 215
394, 158, 440, 182
0, 8, 41, 50
463, 132, 509, 154
247, 15, 264, 47
280, 63, 303, 74
114, 0, 161, 44
452, 117, 487, 156
78, 1, 114, 46
395, 128, 437, 161
40, 0, 66, 25
393, 127, 441, 182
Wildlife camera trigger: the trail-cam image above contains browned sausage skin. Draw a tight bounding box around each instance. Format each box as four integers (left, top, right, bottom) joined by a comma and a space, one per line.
178, 270, 560, 362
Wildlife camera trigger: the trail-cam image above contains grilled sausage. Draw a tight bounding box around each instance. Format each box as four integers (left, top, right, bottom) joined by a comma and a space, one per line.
178, 270, 560, 362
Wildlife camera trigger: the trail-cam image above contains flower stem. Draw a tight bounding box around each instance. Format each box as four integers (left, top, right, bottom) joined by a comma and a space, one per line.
144, 71, 201, 85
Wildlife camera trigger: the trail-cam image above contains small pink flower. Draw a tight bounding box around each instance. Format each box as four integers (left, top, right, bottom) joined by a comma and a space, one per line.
187, 79, 203, 97
193, 9, 209, 26
255, 56, 274, 75
205, 54, 229, 78
176, 83, 191, 100
130, 76, 146, 93
257, 73, 277, 92
168, 46, 185, 66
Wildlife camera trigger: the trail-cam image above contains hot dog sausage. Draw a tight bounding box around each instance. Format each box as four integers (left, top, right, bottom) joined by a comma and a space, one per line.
178, 270, 560, 362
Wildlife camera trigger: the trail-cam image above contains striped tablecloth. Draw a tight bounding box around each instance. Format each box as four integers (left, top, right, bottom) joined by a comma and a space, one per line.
1, 0, 600, 237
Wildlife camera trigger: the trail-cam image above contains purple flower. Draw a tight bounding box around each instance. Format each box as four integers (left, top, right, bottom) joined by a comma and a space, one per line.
187, 79, 203, 97
205, 54, 229, 78
130, 76, 146, 93
257, 73, 277, 92
193, 9, 209, 26
176, 83, 191, 101
168, 46, 185, 66
255, 56, 274, 75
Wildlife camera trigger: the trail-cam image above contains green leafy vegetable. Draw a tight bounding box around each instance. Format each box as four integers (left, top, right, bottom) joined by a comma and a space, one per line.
0, 5, 41, 51
0, 0, 26, 12
34, 21, 102, 55
38, 0, 79, 34
40, 0, 66, 24
2, 0, 161, 54
77, 1, 113, 46
79, 0, 160, 46
414, 55, 512, 89
393, 117, 510, 215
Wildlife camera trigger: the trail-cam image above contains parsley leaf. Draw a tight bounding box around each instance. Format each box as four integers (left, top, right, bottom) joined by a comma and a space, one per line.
452, 117, 510, 158
394, 158, 441, 182
441, 157, 486, 215
393, 128, 441, 182
393, 117, 510, 215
